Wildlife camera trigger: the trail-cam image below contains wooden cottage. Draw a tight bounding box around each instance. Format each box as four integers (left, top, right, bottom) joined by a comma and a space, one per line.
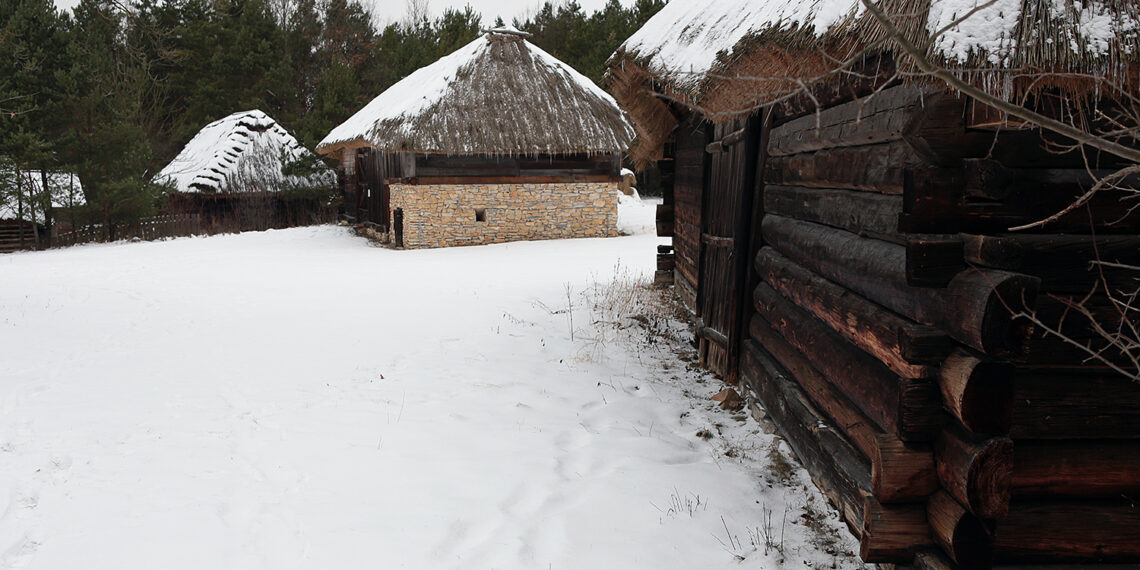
610, 0, 1140, 567
157, 110, 336, 233
316, 26, 635, 249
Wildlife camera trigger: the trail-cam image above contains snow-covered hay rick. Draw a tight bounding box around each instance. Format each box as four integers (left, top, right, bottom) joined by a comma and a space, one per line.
157, 110, 335, 233
317, 26, 635, 249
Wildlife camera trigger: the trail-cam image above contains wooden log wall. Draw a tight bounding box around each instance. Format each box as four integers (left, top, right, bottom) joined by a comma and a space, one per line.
729, 84, 1140, 568
670, 117, 711, 309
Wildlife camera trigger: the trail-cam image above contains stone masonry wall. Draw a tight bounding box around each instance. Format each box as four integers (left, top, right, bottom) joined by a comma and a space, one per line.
388, 182, 618, 249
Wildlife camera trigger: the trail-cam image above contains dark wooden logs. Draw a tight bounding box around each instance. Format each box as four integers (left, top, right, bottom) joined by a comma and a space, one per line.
405, 174, 619, 185
741, 341, 934, 562
753, 283, 944, 441
762, 215, 1040, 356
994, 501, 1140, 563
910, 549, 958, 570
873, 434, 940, 503
764, 140, 932, 194
750, 314, 938, 501
741, 340, 869, 532
655, 204, 674, 237
935, 429, 1013, 519
768, 87, 993, 166
928, 491, 994, 569
963, 158, 1140, 201
763, 185, 902, 237
1012, 440, 1140, 498
937, 351, 1015, 435
1011, 367, 1140, 439
756, 247, 950, 376
962, 233, 1140, 293
906, 236, 966, 287
861, 496, 935, 563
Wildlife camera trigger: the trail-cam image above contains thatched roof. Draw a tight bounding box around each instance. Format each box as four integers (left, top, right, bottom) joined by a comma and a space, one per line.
157, 110, 335, 195
317, 27, 635, 157
608, 0, 1140, 163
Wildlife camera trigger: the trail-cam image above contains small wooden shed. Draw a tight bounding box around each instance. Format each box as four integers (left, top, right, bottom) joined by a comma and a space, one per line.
610, 0, 1140, 567
316, 26, 635, 249
157, 110, 336, 232
0, 168, 85, 252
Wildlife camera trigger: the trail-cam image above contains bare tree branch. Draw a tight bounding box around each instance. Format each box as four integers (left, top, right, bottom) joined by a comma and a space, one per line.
859, 0, 1140, 165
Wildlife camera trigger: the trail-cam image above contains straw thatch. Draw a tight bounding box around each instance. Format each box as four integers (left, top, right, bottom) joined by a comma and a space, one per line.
608, 0, 1140, 164
158, 110, 335, 195
317, 27, 635, 157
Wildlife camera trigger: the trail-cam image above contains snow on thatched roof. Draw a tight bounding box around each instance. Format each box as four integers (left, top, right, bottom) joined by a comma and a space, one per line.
158, 110, 335, 195
609, 0, 1139, 163
615, 0, 1138, 101
617, 0, 861, 94
0, 169, 85, 223
317, 27, 635, 157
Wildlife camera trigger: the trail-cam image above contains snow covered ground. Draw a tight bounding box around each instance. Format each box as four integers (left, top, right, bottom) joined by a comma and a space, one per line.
0, 197, 863, 569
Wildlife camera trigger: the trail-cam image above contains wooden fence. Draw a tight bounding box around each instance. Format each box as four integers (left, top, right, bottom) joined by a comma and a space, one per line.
54, 213, 203, 248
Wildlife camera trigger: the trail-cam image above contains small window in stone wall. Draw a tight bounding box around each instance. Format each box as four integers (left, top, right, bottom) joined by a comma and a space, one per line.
474, 208, 486, 222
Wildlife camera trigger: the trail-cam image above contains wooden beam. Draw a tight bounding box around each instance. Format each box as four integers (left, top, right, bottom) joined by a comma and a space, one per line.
740, 340, 869, 535
762, 215, 1040, 356
753, 284, 944, 441
768, 87, 994, 166
962, 233, 1140, 293
928, 491, 993, 569
937, 351, 1015, 435
756, 247, 949, 376
741, 341, 933, 563
906, 236, 965, 288
1013, 440, 1140, 498
750, 314, 938, 502
398, 175, 620, 185
963, 158, 1140, 201
763, 185, 902, 237
861, 496, 934, 563
994, 500, 1140, 563
763, 140, 934, 194
935, 428, 1013, 520
1011, 366, 1140, 439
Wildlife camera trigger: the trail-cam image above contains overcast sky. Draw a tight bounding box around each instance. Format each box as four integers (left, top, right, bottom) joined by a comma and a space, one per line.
51, 0, 635, 26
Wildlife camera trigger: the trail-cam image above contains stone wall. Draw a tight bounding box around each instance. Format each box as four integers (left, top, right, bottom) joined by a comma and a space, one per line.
388, 182, 618, 249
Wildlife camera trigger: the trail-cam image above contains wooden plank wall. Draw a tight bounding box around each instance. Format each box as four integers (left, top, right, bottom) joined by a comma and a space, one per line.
696, 117, 761, 380
671, 116, 711, 310
731, 84, 1140, 568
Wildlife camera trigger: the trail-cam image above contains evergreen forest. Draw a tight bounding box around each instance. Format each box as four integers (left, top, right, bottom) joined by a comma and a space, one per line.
0, 0, 664, 235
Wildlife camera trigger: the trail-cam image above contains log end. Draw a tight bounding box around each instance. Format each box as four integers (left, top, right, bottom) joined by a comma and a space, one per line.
861, 495, 932, 563
942, 355, 1015, 435
872, 435, 939, 503
929, 491, 994, 569
982, 273, 1040, 357
967, 437, 1013, 519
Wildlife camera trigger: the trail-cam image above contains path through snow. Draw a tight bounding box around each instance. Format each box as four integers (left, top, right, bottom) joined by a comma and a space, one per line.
0, 199, 864, 569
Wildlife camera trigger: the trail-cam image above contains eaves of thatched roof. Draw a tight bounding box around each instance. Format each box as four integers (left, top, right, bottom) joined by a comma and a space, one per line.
157, 110, 335, 195
317, 27, 636, 157
608, 0, 1140, 162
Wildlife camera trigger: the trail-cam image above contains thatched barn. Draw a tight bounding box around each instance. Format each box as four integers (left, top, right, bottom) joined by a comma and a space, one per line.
317, 26, 634, 249
610, 0, 1139, 567
157, 110, 336, 232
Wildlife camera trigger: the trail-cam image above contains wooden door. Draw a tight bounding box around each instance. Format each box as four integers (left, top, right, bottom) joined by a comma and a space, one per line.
697, 116, 762, 380
358, 150, 392, 230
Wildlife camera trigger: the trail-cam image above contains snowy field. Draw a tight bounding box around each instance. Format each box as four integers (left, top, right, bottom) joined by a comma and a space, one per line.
0, 197, 863, 569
